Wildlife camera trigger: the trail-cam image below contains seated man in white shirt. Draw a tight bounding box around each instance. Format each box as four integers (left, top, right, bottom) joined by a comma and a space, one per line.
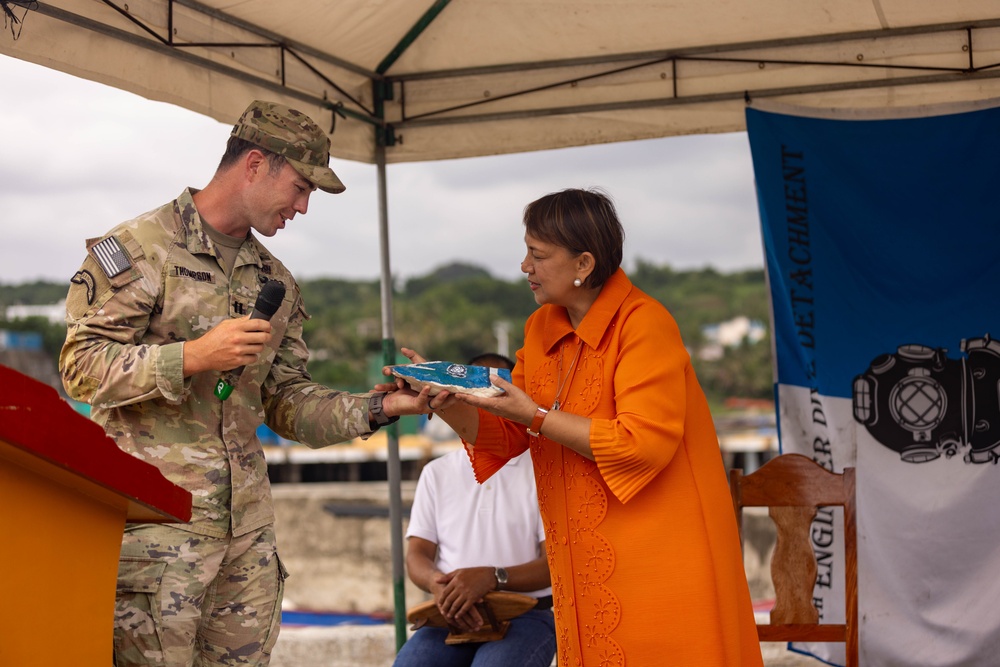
394, 354, 555, 667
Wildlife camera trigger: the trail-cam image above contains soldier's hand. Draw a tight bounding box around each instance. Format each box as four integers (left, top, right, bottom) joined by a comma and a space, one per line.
380, 384, 437, 418
183, 317, 272, 377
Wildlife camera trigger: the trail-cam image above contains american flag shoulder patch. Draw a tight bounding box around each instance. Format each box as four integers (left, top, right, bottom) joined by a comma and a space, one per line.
91, 235, 133, 279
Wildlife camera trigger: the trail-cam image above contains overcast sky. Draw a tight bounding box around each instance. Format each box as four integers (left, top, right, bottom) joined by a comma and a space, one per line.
0, 53, 764, 288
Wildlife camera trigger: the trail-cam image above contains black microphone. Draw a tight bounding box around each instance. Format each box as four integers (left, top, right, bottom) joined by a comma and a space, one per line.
214, 279, 286, 400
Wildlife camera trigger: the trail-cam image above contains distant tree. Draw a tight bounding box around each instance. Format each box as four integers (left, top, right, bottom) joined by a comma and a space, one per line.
404, 262, 493, 298
394, 273, 532, 363
2, 263, 774, 406
0, 281, 68, 308
694, 338, 773, 404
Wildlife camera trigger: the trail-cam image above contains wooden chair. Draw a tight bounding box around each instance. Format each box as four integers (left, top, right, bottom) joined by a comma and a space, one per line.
730, 453, 858, 667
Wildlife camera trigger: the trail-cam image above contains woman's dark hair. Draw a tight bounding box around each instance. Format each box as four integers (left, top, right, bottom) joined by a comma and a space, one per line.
218, 136, 285, 175
522, 188, 624, 289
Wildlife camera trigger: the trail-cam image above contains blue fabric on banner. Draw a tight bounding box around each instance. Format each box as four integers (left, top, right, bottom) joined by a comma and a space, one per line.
747, 101, 1000, 667
747, 105, 1000, 397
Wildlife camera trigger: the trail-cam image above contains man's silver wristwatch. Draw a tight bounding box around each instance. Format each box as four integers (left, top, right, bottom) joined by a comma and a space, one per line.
369, 392, 399, 428
494, 566, 508, 590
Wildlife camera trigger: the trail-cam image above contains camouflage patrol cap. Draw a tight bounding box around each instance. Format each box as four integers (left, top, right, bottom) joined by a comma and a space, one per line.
232, 100, 346, 194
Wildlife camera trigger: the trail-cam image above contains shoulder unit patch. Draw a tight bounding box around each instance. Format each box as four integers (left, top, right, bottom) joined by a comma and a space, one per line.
71, 270, 97, 305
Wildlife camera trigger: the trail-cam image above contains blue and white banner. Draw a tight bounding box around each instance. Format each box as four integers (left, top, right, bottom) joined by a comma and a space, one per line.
747, 100, 1000, 667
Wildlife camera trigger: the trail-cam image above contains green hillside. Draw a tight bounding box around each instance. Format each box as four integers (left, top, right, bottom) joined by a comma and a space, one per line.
1, 261, 772, 406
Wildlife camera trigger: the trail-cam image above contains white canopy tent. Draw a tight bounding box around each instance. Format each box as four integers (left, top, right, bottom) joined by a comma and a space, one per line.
4, 2, 1000, 163
5, 0, 1000, 648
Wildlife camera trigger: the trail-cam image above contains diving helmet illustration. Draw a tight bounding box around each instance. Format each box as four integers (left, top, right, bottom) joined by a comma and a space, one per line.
852, 335, 1000, 464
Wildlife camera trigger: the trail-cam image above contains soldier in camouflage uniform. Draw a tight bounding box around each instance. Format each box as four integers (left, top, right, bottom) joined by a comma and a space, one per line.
60, 100, 430, 667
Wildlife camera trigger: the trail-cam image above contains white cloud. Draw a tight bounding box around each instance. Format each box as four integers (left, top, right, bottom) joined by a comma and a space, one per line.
0, 53, 763, 287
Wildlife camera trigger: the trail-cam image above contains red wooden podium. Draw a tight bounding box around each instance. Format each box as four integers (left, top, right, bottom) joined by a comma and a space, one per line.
0, 364, 192, 667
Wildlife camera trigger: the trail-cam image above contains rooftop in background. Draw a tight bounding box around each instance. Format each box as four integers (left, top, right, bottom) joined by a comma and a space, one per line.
700, 316, 767, 361
4, 301, 66, 325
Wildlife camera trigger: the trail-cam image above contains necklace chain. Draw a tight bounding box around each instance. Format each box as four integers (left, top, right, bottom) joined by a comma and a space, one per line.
552, 341, 582, 411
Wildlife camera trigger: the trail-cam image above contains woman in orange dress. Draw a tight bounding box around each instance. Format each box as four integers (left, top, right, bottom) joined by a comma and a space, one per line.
400, 188, 763, 666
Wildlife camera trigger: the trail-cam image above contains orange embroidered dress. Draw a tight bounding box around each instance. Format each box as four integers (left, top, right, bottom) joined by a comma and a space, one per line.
468, 269, 763, 667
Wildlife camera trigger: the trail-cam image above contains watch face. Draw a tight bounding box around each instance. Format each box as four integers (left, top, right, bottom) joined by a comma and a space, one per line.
496, 567, 508, 585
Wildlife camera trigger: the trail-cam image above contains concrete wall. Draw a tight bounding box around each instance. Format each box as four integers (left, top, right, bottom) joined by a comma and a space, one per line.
272, 481, 425, 613
271, 481, 775, 614
269, 481, 792, 667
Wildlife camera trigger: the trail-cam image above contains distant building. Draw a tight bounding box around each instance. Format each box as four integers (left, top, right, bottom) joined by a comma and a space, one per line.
699, 316, 767, 361
5, 300, 66, 325
0, 330, 44, 351
0, 329, 61, 392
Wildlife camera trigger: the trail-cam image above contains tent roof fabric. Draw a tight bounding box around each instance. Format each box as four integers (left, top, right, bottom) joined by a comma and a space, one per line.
4, 1, 1000, 164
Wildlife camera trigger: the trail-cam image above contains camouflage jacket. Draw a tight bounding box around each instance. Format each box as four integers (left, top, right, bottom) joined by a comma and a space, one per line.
60, 188, 376, 538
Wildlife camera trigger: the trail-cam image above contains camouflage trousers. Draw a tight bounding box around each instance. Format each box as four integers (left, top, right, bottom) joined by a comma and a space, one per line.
113, 524, 288, 667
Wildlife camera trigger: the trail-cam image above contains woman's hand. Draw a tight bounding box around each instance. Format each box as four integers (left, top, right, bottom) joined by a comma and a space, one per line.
390, 347, 538, 426
399, 347, 427, 365
456, 375, 538, 426
379, 347, 486, 442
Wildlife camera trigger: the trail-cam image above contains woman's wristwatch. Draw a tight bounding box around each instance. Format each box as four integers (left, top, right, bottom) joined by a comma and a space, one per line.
369, 392, 400, 429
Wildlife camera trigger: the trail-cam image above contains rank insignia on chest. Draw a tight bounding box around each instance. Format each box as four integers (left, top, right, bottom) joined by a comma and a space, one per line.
90, 235, 133, 278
